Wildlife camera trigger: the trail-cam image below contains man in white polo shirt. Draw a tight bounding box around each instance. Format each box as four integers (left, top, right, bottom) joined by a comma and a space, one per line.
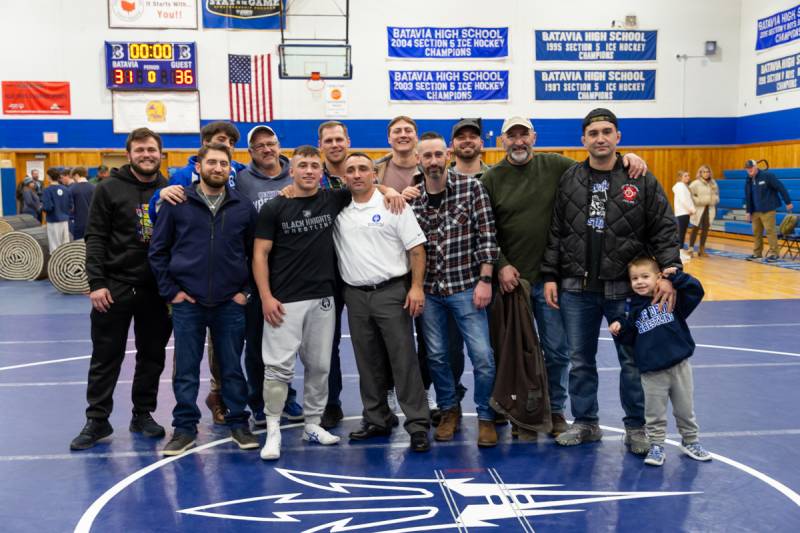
334, 152, 432, 452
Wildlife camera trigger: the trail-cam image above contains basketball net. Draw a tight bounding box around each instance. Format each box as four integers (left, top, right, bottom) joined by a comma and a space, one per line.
307, 71, 325, 100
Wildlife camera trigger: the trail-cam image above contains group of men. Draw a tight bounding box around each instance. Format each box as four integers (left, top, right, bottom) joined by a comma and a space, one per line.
18, 166, 96, 251
69, 107, 683, 462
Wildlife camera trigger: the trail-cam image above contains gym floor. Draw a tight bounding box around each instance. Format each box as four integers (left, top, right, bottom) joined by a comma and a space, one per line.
1, 245, 799, 532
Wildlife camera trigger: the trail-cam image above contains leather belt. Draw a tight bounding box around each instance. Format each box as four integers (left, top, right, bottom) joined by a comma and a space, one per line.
348, 275, 405, 292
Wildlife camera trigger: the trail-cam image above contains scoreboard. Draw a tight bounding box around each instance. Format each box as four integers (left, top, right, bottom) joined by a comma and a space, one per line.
105, 41, 197, 90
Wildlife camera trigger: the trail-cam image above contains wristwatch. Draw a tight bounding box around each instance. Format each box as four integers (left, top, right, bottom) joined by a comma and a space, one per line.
478, 275, 492, 284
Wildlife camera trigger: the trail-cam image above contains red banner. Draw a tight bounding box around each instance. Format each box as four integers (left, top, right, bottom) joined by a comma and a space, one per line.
2, 81, 71, 115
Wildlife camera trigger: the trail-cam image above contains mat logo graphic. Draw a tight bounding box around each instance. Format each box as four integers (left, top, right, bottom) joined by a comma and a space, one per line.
178, 468, 700, 531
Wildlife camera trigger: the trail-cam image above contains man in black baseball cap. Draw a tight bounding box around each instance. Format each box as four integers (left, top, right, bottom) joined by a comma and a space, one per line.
450, 118, 488, 178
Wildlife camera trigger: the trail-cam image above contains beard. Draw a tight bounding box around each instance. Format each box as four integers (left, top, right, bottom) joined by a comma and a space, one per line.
425, 165, 445, 181
200, 171, 227, 190
507, 146, 531, 164
453, 146, 479, 161
129, 159, 159, 178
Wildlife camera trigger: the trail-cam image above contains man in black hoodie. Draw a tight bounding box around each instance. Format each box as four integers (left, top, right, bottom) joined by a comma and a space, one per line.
70, 128, 173, 451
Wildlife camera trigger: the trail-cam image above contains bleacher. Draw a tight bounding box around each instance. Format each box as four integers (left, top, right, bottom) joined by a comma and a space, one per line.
714, 168, 800, 243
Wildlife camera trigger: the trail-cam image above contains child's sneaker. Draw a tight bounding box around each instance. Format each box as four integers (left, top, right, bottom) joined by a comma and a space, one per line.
680, 441, 712, 461
303, 423, 341, 445
644, 444, 665, 466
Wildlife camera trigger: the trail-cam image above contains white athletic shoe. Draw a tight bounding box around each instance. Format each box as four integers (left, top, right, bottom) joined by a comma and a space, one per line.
387, 389, 400, 413
260, 426, 281, 460
426, 388, 438, 411
303, 423, 341, 445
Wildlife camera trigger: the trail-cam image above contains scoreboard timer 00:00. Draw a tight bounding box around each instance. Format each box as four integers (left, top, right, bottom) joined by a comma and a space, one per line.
105, 41, 197, 91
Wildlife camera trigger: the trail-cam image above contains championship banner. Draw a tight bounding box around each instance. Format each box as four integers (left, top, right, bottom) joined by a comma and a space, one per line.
535, 70, 655, 101
108, 0, 198, 29
756, 52, 800, 95
112, 91, 200, 133
2, 81, 71, 115
389, 70, 508, 102
756, 4, 800, 50
202, 0, 285, 30
535, 30, 657, 61
387, 27, 508, 59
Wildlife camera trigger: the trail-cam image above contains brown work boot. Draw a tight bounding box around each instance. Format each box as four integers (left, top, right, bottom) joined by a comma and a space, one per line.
478, 420, 498, 447
518, 427, 538, 441
205, 391, 226, 425
550, 413, 568, 437
434, 408, 460, 441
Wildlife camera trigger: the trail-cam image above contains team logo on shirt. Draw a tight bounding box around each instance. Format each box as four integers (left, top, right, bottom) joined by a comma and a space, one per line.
368, 213, 384, 227
620, 183, 639, 205
303, 210, 312, 218
320, 297, 332, 311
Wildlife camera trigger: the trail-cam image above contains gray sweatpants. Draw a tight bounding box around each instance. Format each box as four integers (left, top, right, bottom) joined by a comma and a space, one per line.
641, 359, 700, 445
261, 296, 335, 426
46, 221, 70, 253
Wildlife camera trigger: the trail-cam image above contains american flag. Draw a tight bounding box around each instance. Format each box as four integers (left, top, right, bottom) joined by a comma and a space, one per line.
228, 53, 273, 122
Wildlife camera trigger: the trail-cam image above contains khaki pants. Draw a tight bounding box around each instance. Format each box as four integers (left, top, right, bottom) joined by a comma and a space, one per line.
752, 210, 779, 257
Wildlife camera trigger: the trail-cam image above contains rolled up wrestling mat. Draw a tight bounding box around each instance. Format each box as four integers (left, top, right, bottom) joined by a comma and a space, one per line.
47, 239, 89, 294
0, 214, 39, 235
0, 226, 50, 280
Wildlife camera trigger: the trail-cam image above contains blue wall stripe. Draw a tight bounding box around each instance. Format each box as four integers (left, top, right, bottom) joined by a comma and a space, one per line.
0, 107, 795, 150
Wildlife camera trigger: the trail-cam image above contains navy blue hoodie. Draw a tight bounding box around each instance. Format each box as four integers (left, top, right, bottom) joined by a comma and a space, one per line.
745, 169, 792, 214
148, 182, 257, 306
613, 271, 704, 373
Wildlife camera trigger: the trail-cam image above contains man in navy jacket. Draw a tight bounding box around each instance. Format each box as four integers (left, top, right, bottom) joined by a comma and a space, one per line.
744, 160, 793, 262
149, 143, 259, 456
149, 121, 245, 425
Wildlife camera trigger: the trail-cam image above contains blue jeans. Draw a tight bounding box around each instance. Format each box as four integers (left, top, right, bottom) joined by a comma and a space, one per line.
171, 300, 249, 434
559, 291, 645, 428
530, 281, 570, 414
421, 288, 495, 421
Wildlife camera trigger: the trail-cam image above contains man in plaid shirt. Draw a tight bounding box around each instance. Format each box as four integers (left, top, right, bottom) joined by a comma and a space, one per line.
410, 132, 500, 447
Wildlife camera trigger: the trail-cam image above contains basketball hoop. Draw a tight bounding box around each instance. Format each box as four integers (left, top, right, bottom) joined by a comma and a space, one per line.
307, 71, 326, 95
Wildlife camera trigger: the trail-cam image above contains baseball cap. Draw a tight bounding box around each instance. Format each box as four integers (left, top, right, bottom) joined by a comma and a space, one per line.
451, 118, 482, 139
744, 159, 757, 168
501, 116, 534, 134
582, 108, 618, 130
246, 125, 277, 144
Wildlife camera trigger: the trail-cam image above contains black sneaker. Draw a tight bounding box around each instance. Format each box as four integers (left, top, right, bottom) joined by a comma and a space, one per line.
745, 254, 761, 261
70, 418, 113, 450
129, 412, 166, 438
765, 255, 779, 262
320, 404, 344, 430
162, 432, 196, 456
231, 427, 260, 450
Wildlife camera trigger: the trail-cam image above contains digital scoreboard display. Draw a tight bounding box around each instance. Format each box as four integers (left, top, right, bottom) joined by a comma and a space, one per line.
105, 41, 197, 90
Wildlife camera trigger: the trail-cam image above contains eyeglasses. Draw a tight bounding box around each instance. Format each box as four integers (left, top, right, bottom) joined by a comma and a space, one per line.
251, 141, 279, 151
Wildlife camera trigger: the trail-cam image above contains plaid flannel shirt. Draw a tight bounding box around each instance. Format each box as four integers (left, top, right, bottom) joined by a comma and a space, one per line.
321, 164, 345, 190
411, 169, 498, 296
